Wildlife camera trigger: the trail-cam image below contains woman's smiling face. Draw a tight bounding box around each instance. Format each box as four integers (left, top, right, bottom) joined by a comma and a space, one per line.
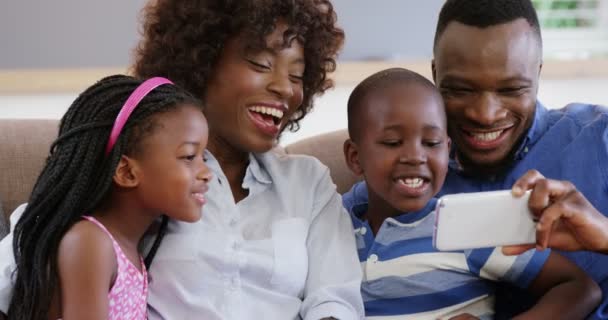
204, 21, 305, 154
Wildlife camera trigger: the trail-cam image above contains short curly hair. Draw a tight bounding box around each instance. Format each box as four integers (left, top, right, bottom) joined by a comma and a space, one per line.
433, 0, 542, 52
133, 0, 345, 132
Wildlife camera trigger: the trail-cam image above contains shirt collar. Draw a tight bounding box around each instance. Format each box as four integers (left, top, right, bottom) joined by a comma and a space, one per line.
349, 198, 438, 226
203, 150, 272, 187
243, 153, 272, 188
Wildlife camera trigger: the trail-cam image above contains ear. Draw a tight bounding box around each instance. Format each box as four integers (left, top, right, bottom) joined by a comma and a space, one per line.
447, 136, 452, 152
431, 59, 437, 84
344, 139, 364, 176
113, 155, 140, 188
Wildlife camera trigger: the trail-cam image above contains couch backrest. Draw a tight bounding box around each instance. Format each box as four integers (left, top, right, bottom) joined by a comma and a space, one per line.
284, 129, 360, 194
0, 120, 357, 223
0, 119, 59, 219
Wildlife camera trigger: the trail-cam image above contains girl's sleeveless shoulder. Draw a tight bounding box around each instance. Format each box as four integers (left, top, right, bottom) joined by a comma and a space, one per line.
57, 220, 117, 275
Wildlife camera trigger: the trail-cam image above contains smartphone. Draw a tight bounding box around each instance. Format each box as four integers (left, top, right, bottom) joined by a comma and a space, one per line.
433, 190, 537, 251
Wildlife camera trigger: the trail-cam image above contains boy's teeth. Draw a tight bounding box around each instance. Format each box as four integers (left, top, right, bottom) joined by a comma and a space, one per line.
398, 177, 424, 188
471, 130, 503, 142
248, 106, 284, 120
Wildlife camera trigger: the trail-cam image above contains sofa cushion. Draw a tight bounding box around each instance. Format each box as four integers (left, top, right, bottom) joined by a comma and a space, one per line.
284, 129, 360, 194
0, 119, 59, 216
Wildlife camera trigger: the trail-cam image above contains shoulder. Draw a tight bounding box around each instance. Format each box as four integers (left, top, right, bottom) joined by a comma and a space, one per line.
552, 103, 608, 127
57, 220, 116, 273
342, 181, 368, 212
259, 150, 330, 183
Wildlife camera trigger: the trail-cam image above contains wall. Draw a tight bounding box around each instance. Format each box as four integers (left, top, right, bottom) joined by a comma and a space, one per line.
0, 0, 443, 69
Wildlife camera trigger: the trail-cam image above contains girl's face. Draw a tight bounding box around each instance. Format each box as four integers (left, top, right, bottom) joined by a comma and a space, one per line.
130, 104, 211, 222
204, 21, 305, 154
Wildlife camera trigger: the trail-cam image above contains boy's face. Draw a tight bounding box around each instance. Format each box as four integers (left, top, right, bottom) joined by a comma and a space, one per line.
346, 83, 450, 214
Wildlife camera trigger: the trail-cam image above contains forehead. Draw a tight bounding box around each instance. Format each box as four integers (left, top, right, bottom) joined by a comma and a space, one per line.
147, 105, 206, 137
240, 20, 305, 54
434, 19, 541, 81
360, 83, 446, 130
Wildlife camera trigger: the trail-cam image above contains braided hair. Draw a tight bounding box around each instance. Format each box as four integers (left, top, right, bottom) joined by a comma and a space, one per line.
7, 74, 202, 320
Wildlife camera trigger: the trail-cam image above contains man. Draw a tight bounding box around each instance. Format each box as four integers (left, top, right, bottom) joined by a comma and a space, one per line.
345, 0, 608, 318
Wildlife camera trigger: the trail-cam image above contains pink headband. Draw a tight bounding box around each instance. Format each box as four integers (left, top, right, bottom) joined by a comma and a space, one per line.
105, 77, 174, 155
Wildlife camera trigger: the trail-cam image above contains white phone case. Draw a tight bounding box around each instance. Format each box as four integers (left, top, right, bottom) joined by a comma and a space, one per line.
433, 190, 537, 251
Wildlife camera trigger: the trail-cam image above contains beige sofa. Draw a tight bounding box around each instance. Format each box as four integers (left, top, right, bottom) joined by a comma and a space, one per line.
0, 119, 358, 233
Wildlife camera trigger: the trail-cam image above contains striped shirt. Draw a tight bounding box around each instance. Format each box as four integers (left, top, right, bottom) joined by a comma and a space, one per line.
343, 190, 550, 320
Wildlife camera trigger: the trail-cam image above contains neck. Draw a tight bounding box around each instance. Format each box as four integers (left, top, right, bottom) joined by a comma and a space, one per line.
93, 192, 159, 250
365, 193, 401, 236
207, 133, 250, 202
456, 151, 516, 178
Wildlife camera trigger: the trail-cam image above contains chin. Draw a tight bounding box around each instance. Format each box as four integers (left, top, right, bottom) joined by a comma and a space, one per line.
247, 138, 276, 153
394, 198, 430, 213
460, 149, 512, 170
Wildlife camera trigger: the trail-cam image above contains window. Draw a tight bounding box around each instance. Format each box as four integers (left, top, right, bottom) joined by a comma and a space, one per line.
532, 0, 608, 58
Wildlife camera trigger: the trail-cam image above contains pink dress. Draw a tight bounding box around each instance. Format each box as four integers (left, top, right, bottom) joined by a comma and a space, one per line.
82, 216, 148, 320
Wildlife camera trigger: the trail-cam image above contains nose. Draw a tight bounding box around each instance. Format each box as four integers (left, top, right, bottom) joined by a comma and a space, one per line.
398, 142, 427, 165
197, 160, 213, 183
464, 92, 507, 126
267, 70, 294, 100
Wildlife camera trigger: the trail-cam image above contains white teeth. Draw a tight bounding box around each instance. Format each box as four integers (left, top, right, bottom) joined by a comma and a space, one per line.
248, 106, 284, 120
471, 130, 503, 142
398, 177, 424, 188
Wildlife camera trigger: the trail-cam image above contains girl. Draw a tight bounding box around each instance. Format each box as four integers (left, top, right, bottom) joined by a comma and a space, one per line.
7, 75, 212, 320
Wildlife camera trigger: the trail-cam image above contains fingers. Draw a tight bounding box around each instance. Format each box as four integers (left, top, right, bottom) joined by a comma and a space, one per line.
512, 169, 545, 197
527, 179, 576, 216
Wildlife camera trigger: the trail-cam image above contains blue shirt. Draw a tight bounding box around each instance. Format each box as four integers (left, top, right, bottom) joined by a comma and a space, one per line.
342, 192, 550, 319
344, 102, 608, 318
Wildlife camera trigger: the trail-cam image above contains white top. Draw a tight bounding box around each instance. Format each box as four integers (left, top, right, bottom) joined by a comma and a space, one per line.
0, 150, 364, 320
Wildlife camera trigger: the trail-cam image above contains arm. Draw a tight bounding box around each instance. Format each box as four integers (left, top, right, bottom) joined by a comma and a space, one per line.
503, 170, 608, 255
300, 169, 364, 320
56, 221, 116, 320
514, 251, 601, 319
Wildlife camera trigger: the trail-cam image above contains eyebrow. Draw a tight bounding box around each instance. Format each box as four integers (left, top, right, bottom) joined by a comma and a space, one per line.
440, 75, 533, 86
498, 76, 533, 85
438, 76, 472, 86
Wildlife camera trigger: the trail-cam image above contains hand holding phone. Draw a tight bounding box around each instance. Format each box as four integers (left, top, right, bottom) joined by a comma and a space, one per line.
433, 190, 537, 251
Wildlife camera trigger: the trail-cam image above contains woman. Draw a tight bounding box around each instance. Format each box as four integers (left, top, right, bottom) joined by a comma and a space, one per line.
134, 0, 362, 319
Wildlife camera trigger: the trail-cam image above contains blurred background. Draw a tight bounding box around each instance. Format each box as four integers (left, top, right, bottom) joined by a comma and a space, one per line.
1, 0, 607, 145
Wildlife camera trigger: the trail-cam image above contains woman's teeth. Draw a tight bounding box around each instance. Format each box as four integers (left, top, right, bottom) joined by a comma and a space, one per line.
248, 106, 284, 121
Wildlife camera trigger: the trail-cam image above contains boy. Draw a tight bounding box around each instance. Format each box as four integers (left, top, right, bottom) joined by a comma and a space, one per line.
342, 68, 600, 319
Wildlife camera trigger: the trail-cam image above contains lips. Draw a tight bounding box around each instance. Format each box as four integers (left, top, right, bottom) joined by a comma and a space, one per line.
460, 126, 513, 150
393, 176, 431, 197
191, 185, 209, 206
247, 103, 288, 137
192, 193, 206, 206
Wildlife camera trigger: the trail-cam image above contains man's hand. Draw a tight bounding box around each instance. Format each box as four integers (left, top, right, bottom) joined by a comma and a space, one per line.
503, 169, 608, 255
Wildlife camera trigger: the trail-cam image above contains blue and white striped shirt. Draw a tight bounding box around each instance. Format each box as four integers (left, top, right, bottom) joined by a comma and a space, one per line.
343, 190, 550, 320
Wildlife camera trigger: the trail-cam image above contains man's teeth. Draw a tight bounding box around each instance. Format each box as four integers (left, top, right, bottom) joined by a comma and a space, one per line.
248, 106, 284, 119
398, 178, 424, 188
471, 130, 503, 142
